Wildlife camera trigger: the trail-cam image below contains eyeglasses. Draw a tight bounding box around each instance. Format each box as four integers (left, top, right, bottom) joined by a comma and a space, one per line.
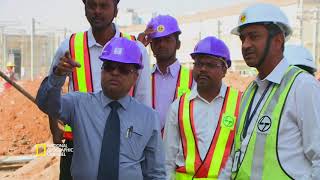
193, 61, 226, 69
102, 62, 137, 75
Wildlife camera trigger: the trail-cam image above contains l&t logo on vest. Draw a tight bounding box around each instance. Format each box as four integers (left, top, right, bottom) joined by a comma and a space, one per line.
35, 143, 73, 157
257, 116, 272, 134
222, 114, 236, 129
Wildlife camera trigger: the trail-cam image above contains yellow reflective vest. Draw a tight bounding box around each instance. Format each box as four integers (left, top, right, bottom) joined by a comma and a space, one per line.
232, 66, 304, 180
176, 87, 241, 180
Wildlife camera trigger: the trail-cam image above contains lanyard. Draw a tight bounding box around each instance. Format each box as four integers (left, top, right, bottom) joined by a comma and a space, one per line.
241, 82, 272, 139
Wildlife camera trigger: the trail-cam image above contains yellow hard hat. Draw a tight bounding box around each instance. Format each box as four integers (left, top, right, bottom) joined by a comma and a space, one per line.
6, 61, 15, 67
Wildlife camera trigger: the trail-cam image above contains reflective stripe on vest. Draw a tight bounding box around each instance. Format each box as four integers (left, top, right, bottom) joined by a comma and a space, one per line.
64, 32, 136, 140
120, 32, 136, 41
232, 66, 303, 180
64, 124, 73, 140
152, 65, 193, 109
70, 31, 93, 93
63, 31, 93, 140
176, 87, 241, 180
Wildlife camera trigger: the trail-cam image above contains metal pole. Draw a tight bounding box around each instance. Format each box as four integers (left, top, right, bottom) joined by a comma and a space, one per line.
64, 28, 67, 39
299, 0, 304, 45
198, 20, 202, 41
31, 18, 35, 81
315, 8, 319, 67
3, 33, 6, 69
0, 27, 3, 70
217, 20, 222, 39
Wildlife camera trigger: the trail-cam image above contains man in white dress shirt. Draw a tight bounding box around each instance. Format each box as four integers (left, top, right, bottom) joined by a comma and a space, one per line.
219, 3, 320, 180
164, 36, 241, 180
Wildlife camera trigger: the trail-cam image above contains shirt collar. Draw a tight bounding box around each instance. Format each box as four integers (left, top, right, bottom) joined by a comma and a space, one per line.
151, 60, 181, 77
189, 83, 227, 104
87, 23, 120, 48
255, 58, 290, 86
100, 91, 130, 110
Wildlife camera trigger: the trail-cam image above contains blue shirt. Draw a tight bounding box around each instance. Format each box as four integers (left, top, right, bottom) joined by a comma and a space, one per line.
36, 74, 166, 180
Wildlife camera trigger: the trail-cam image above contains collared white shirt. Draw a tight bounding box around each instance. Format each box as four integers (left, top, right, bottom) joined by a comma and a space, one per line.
219, 58, 320, 180
49, 24, 151, 106
164, 83, 228, 180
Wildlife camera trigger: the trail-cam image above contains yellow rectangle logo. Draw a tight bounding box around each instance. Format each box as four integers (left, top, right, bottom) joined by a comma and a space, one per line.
35, 143, 46, 156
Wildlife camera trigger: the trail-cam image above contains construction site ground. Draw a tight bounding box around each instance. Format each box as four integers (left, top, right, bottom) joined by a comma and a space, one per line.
0, 71, 318, 179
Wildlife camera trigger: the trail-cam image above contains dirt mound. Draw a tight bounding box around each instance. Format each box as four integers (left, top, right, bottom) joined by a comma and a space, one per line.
224, 71, 255, 92
0, 79, 50, 156
1, 156, 60, 180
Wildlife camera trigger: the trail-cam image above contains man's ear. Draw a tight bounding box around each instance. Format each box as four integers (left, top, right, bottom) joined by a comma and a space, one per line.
114, 7, 118, 18
273, 33, 285, 52
132, 71, 139, 84
176, 39, 181, 50
222, 66, 227, 77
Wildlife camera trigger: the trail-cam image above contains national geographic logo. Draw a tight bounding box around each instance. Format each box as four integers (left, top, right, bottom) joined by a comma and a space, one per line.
35, 143, 73, 157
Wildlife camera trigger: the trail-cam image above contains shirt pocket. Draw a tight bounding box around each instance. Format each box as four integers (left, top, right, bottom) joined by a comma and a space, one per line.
121, 127, 146, 161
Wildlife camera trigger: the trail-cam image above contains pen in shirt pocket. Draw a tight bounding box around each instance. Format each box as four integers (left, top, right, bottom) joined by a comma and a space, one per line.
126, 126, 133, 138
126, 126, 143, 138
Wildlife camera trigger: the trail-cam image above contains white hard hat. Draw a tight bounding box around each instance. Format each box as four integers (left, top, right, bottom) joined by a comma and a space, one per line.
284, 44, 317, 72
231, 3, 292, 40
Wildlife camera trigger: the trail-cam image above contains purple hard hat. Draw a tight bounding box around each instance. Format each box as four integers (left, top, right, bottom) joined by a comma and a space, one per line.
99, 37, 143, 69
147, 15, 181, 39
190, 36, 231, 68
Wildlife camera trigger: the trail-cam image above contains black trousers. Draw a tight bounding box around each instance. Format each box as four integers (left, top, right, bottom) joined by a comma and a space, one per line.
59, 140, 73, 180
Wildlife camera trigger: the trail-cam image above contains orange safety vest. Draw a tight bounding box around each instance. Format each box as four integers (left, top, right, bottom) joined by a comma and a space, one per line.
176, 87, 241, 180
151, 65, 193, 109
63, 31, 136, 140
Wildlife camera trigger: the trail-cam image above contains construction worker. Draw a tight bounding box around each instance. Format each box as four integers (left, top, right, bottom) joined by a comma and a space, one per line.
36, 37, 165, 180
4, 61, 18, 89
139, 15, 194, 131
219, 3, 320, 179
164, 36, 241, 180
48, 0, 151, 179
284, 44, 317, 75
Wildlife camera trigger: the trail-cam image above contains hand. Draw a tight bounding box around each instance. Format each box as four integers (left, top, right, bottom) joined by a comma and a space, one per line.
52, 126, 64, 144
137, 27, 155, 47
49, 118, 65, 144
54, 51, 81, 76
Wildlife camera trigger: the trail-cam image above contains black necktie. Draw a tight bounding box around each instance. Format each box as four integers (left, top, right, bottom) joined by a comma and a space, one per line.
98, 101, 121, 180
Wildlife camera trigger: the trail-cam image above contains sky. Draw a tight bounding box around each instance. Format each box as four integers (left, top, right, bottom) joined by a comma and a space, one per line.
0, 0, 248, 33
